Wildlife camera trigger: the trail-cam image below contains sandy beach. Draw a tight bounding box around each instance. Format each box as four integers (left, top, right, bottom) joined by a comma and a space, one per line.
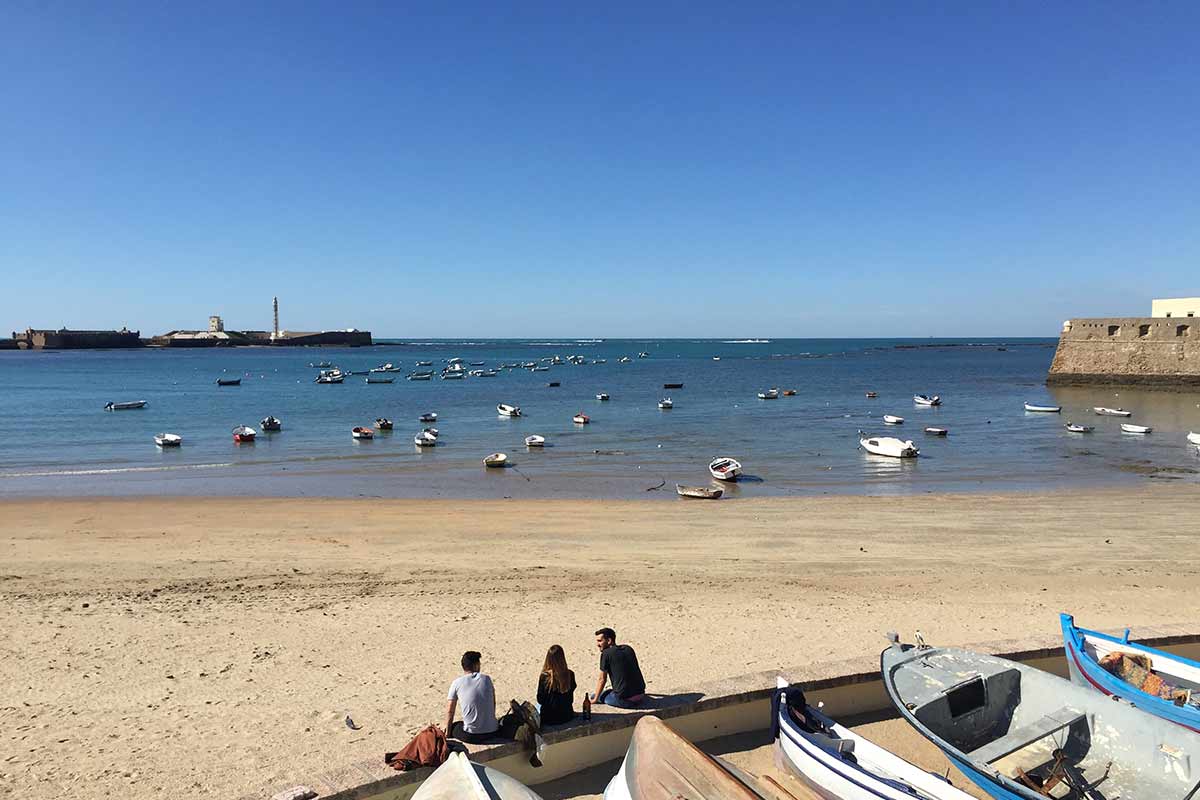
3, 486, 1200, 799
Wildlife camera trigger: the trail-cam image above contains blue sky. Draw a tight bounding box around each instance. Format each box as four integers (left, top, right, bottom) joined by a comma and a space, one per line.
2, 2, 1198, 338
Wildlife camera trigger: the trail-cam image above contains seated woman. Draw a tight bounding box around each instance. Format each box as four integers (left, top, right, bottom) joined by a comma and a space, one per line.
537, 644, 577, 726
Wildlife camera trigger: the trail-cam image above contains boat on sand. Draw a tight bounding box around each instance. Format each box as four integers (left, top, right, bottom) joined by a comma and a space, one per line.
483, 452, 508, 468
709, 457, 741, 481
676, 484, 723, 500
604, 715, 765, 799
773, 675, 974, 799
413, 750, 542, 800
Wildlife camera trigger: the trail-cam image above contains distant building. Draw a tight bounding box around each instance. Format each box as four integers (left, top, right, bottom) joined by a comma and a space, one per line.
1151, 297, 1199, 318
209, 315, 225, 332
12, 327, 142, 349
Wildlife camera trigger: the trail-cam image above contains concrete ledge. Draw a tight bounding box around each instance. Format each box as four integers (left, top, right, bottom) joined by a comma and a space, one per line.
244, 624, 1200, 800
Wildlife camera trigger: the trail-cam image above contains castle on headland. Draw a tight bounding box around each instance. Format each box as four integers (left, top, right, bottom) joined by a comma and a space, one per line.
1047, 296, 1200, 387
11, 327, 142, 350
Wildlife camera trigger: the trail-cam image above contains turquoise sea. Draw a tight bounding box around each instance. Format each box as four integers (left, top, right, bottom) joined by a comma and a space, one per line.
1, 338, 1198, 498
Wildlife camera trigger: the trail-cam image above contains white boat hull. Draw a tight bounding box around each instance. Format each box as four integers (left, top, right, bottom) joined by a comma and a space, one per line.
1094, 407, 1132, 417
525, 436, 545, 447
1121, 423, 1152, 434
860, 436, 918, 458
1189, 432, 1200, 445
709, 457, 742, 481
414, 751, 543, 800
1024, 402, 1061, 412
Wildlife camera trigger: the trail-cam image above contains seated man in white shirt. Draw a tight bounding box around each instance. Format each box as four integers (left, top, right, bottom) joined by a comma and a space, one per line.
445, 650, 501, 743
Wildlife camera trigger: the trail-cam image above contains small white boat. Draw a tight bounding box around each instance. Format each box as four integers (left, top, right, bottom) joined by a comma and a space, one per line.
1095, 406, 1132, 417
1189, 431, 1200, 445
712, 356, 720, 361
414, 431, 438, 447
260, 416, 282, 432
924, 427, 948, 436
375, 418, 393, 430
637, 352, 649, 358
1065, 422, 1094, 433
232, 425, 257, 442
676, 484, 722, 500
414, 360, 432, 367
365, 375, 394, 384
154, 433, 182, 447
708, 456, 741, 481
418, 412, 438, 423
757, 389, 779, 400
483, 452, 508, 468
413, 750, 543, 800
423, 427, 439, 438
370, 362, 401, 373
573, 413, 590, 424
913, 394, 941, 406
352, 426, 374, 439
314, 369, 345, 384
658, 398, 673, 409
596, 393, 610, 401
309, 361, 333, 369
406, 372, 432, 381
865, 391, 877, 398
1024, 401, 1061, 413
618, 356, 631, 363
859, 434, 918, 458
104, 400, 147, 411
1121, 423, 1152, 434
440, 372, 464, 380
882, 414, 903, 425
524, 435, 545, 447
497, 403, 522, 417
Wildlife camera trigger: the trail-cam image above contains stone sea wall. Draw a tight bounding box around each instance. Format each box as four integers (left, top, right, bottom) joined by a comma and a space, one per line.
1047, 317, 1200, 386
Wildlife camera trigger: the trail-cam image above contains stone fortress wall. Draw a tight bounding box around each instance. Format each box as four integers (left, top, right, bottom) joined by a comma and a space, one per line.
1047, 316, 1200, 386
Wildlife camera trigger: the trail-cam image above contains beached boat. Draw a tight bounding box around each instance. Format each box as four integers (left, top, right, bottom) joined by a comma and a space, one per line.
260, 416, 282, 432
413, 750, 543, 800
524, 435, 545, 447
1065, 422, 1093, 433
154, 433, 182, 447
414, 431, 438, 447
407, 372, 433, 381
497, 403, 522, 417
351, 426, 373, 439
1060, 613, 1200, 732
232, 425, 256, 442
658, 398, 673, 409
483, 452, 507, 468
314, 369, 345, 384
1189, 431, 1200, 445
675, 484, 723, 500
1023, 402, 1061, 413
860, 434, 918, 458
1121, 423, 1152, 434
419, 412, 438, 423
913, 394, 941, 406
773, 676, 974, 800
596, 393, 610, 401
604, 715, 765, 800
865, 391, 877, 398
882, 634, 1200, 800
663, 382, 684, 389
216, 377, 241, 386
104, 400, 147, 411
709, 456, 741, 481
573, 413, 590, 424
757, 389, 779, 400
882, 414, 903, 425
375, 418, 392, 430
924, 426, 948, 436
1094, 406, 1132, 417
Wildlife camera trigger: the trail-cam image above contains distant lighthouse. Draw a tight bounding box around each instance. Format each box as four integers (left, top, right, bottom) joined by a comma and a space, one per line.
272, 296, 279, 341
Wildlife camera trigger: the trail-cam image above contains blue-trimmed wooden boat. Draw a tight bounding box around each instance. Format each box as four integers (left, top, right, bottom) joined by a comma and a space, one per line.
1061, 612, 1200, 733
882, 633, 1200, 799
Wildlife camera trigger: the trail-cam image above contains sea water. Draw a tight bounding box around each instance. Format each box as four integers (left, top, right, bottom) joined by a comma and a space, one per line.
1, 338, 1198, 498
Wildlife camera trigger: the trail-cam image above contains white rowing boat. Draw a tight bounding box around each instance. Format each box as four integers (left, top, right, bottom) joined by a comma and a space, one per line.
418, 412, 438, 423
913, 394, 941, 406
882, 414, 903, 425
658, 398, 673, 409
1095, 406, 1132, 417
414, 431, 438, 447
497, 403, 522, 417
1065, 422, 1093, 433
859, 434, 918, 458
483, 452, 508, 468
573, 413, 590, 424
232, 425, 257, 442
1024, 402, 1061, 413
524, 435, 545, 447
676, 484, 723, 499
104, 400, 147, 411
1121, 423, 1152, 434
1189, 432, 1200, 445
351, 426, 374, 439
596, 393, 610, 401
709, 456, 741, 481
413, 750, 543, 800
154, 433, 182, 447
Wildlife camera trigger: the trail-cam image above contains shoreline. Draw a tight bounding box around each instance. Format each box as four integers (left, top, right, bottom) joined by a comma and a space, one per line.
4, 486, 1200, 799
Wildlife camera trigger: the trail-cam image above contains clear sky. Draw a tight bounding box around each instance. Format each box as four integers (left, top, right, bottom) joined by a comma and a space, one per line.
2, 2, 1198, 338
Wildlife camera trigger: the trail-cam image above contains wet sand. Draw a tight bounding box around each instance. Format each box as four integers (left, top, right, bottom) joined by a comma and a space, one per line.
2, 486, 1199, 799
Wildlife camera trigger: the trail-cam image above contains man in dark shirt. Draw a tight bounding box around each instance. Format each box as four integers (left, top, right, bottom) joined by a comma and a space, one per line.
592, 627, 646, 708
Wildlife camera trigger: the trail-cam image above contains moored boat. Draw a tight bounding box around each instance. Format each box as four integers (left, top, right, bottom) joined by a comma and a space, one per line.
314, 369, 345, 384
414, 360, 432, 367
260, 416, 282, 432
154, 433, 183, 447
412, 750, 543, 800
423, 427, 439, 438
1121, 423, 1152, 434
216, 377, 241, 386
1065, 422, 1093, 433
859, 434, 918, 458
371, 362, 401, 372
524, 435, 545, 447
1060, 613, 1200, 732
1189, 431, 1200, 445
1023, 401, 1061, 413
663, 382, 684, 389
603, 715, 765, 800
924, 426, 948, 436
414, 431, 438, 447
882, 633, 1200, 800
572, 413, 590, 424
406, 372, 433, 381
232, 425, 256, 442
782, 389, 796, 396
882, 414, 903, 425
375, 418, 392, 430
675, 484, 723, 500
309, 361, 333, 368
1094, 406, 1132, 417
497, 403, 522, 417
773, 676, 974, 800
483, 452, 508, 468
757, 389, 779, 400
440, 371, 464, 380
546, 381, 560, 387
365, 375, 395, 384
865, 391, 878, 398
658, 398, 673, 409
351, 426, 373, 439
596, 393, 610, 401
913, 394, 941, 406
419, 412, 438, 423
708, 456, 741, 481
104, 400, 147, 411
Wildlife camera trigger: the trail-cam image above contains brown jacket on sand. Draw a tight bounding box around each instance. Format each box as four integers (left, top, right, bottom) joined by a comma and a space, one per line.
385, 725, 450, 771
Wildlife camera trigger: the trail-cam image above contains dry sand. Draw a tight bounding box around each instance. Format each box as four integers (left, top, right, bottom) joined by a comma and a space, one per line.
2, 486, 1199, 799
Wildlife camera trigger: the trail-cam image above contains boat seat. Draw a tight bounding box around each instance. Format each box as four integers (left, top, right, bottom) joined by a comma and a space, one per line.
968, 707, 1086, 764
